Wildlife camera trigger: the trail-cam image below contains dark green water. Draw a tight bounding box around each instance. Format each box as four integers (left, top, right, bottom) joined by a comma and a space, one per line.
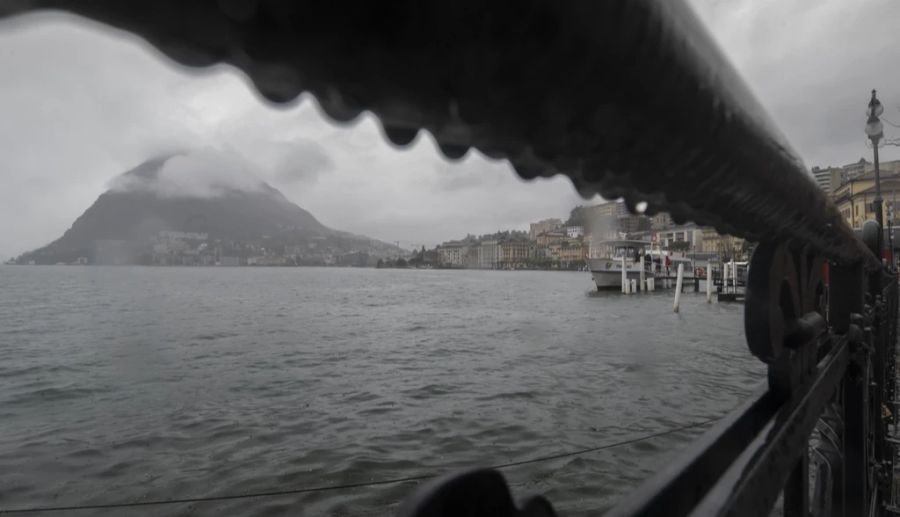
0, 266, 763, 516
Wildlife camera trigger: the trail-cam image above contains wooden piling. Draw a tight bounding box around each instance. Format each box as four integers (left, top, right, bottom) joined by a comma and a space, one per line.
673, 263, 684, 312
639, 255, 645, 292
730, 258, 736, 292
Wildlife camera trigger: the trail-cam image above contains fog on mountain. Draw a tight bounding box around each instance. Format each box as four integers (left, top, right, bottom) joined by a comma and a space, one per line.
16, 150, 399, 266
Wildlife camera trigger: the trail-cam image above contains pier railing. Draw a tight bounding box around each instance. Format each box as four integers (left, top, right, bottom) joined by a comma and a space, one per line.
2, 0, 898, 515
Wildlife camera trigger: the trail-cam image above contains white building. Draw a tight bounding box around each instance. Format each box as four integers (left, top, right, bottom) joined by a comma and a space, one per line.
656, 225, 705, 248
811, 166, 832, 193
566, 226, 584, 238
437, 241, 467, 268
477, 240, 500, 269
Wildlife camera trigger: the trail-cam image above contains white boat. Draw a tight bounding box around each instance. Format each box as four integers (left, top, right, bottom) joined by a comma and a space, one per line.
587, 240, 656, 290
588, 240, 702, 290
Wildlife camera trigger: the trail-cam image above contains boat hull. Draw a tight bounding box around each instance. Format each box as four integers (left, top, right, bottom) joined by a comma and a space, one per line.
588, 257, 653, 291
591, 270, 647, 290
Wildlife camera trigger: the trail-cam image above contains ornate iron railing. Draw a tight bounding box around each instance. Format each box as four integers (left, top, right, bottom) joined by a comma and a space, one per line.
2, 1, 897, 515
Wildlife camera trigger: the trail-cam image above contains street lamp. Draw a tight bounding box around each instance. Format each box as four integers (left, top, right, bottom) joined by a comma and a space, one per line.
866, 89, 885, 254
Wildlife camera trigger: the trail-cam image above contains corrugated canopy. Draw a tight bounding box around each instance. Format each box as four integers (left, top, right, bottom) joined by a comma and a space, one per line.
0, 0, 878, 268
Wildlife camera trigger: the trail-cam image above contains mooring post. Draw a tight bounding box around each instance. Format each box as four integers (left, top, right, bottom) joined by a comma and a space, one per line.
631, 278, 637, 294
639, 255, 645, 292
723, 262, 729, 294
673, 263, 684, 312
621, 255, 626, 293
706, 261, 712, 303
731, 258, 736, 293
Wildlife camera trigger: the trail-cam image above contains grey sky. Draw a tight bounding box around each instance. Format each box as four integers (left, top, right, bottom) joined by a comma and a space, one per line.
1, 1, 899, 259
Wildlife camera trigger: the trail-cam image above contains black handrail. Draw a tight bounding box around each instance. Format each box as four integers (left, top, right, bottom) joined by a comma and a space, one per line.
0, 0, 878, 269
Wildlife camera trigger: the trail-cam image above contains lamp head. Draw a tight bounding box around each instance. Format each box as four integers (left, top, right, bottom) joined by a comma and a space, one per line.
868, 89, 885, 117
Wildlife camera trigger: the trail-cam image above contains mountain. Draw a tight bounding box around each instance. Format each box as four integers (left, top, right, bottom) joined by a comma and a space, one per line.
17, 153, 398, 265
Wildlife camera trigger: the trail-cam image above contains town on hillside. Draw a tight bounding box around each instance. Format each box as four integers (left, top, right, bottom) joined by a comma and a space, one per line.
405, 156, 900, 271
393, 199, 749, 271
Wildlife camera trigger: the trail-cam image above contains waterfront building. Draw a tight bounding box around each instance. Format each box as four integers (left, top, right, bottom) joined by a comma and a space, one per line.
650, 212, 674, 230
832, 161, 900, 229
656, 225, 704, 249
247, 255, 288, 266
696, 230, 745, 260
584, 200, 627, 219
536, 230, 567, 247
698, 228, 720, 255
582, 200, 650, 240
618, 214, 651, 234
548, 238, 586, 267
437, 241, 467, 268
463, 245, 479, 269
476, 240, 500, 269
810, 166, 842, 194
807, 158, 900, 198
498, 240, 532, 269
566, 226, 584, 238
529, 218, 563, 240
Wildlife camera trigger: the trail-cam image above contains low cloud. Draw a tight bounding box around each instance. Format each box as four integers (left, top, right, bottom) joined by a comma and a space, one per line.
431, 156, 507, 192
270, 140, 334, 185
108, 148, 265, 198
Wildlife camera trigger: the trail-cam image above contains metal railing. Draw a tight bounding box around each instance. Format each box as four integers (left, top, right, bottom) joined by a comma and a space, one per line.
2, 1, 898, 515
598, 238, 898, 517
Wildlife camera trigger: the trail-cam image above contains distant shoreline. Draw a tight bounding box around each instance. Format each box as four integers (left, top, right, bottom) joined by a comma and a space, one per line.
3, 263, 587, 272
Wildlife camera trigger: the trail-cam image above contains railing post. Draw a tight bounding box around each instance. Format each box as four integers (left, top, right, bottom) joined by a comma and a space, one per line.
843, 354, 869, 517
829, 262, 863, 335
873, 291, 887, 485
784, 454, 810, 517
829, 261, 866, 517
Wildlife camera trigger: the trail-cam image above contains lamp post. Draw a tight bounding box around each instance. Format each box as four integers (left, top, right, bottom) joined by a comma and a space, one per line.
866, 89, 885, 254
889, 203, 895, 270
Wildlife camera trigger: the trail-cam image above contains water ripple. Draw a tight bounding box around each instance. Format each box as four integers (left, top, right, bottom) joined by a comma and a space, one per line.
0, 267, 762, 516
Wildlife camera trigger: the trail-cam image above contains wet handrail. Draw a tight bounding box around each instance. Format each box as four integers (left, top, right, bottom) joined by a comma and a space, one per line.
0, 0, 879, 268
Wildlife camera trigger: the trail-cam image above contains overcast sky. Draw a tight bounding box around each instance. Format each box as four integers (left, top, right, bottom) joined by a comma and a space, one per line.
1, 1, 899, 259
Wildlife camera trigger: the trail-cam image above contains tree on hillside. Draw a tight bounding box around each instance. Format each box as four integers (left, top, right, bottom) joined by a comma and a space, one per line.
565, 206, 586, 227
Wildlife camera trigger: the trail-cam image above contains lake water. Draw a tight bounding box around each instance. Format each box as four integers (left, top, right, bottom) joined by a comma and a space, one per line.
0, 266, 764, 516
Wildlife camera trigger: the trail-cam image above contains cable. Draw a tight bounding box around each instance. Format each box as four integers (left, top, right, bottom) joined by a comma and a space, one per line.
0, 416, 719, 514
882, 116, 900, 129
485, 416, 717, 470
